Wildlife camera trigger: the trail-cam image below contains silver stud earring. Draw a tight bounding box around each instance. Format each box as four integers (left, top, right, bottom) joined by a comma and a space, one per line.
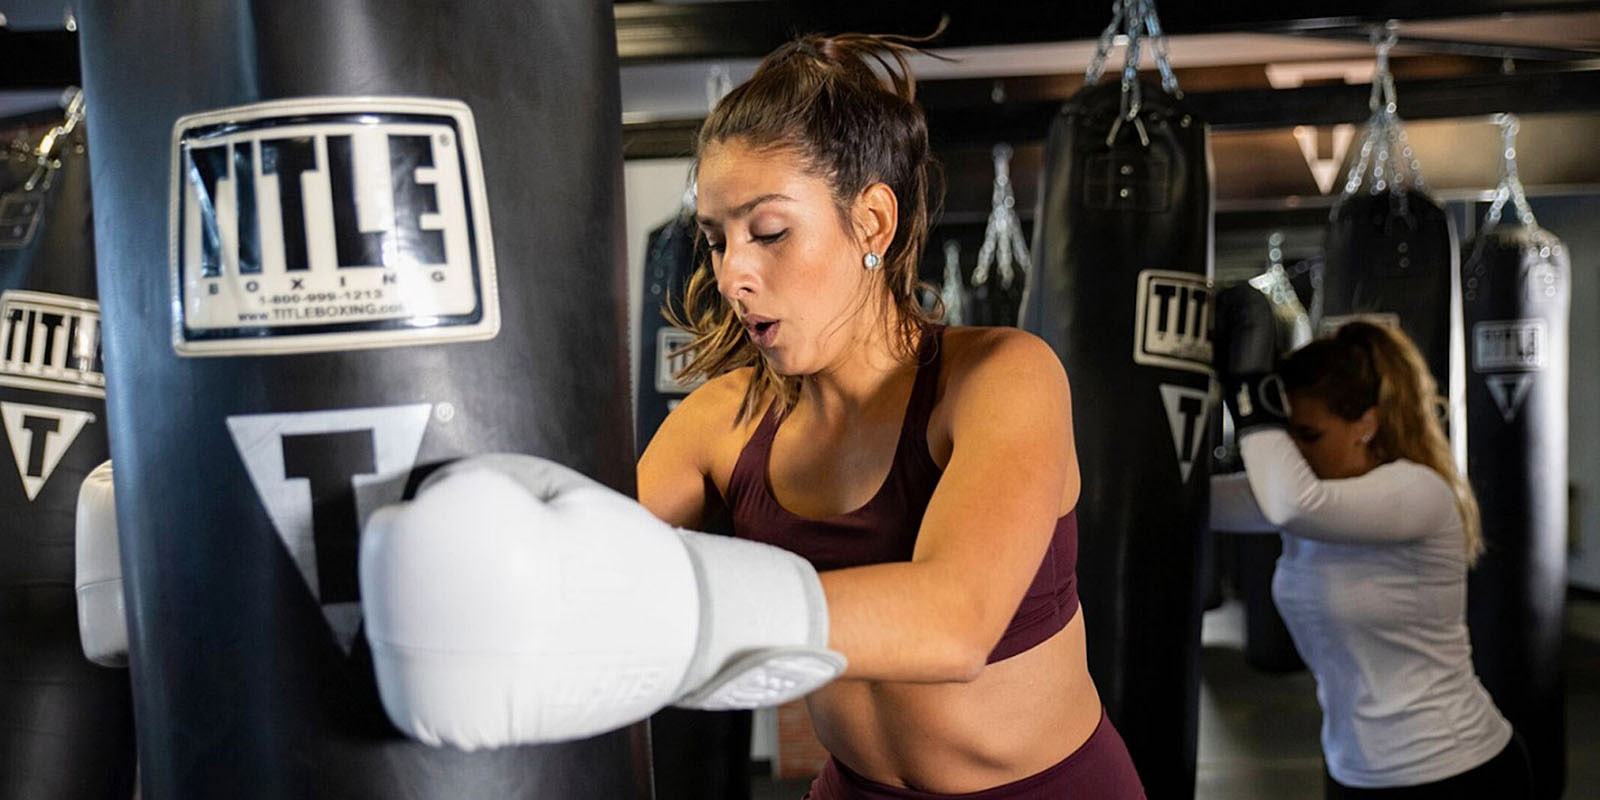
863, 252, 882, 270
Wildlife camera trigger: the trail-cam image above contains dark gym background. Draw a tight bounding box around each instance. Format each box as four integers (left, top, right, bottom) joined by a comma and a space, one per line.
4, 2, 1600, 798
608, 4, 1600, 797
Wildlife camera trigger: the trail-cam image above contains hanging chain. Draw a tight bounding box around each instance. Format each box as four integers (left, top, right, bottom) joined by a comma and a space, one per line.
704, 65, 732, 113
1246, 232, 1314, 350
1084, 0, 1182, 148
1466, 112, 1560, 304
1116, 10, 1146, 136
1140, 0, 1182, 98
940, 240, 967, 326
1482, 113, 1536, 228
1249, 232, 1295, 308
21, 87, 84, 193
1337, 24, 1429, 216
971, 144, 1031, 291
1083, 0, 1127, 88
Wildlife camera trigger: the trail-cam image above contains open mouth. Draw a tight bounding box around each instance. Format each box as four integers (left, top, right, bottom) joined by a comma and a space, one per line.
744, 316, 780, 347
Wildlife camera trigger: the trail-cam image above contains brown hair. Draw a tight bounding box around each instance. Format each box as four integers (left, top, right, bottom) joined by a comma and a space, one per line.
666, 32, 944, 423
1281, 322, 1483, 563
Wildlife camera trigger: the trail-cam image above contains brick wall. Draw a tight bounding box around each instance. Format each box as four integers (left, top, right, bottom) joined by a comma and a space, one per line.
774, 699, 830, 780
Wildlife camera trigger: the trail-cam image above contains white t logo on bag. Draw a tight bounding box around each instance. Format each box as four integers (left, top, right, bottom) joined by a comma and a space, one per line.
1159, 384, 1214, 483
1, 401, 94, 500
227, 403, 432, 654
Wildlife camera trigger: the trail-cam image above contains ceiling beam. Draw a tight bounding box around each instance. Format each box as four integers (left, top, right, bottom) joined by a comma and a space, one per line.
621, 66, 1600, 157
1288, 27, 1600, 61
616, 1, 1600, 63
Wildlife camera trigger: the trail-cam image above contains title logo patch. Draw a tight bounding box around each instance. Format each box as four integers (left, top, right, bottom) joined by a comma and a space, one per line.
170, 97, 499, 356
655, 328, 706, 395
0, 290, 104, 399
1473, 320, 1546, 373
1134, 270, 1213, 375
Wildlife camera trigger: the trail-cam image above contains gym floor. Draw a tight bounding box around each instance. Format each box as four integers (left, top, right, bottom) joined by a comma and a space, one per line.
750, 592, 1600, 800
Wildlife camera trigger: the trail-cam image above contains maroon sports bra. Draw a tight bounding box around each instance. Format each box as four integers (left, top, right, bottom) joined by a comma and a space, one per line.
724, 325, 1080, 664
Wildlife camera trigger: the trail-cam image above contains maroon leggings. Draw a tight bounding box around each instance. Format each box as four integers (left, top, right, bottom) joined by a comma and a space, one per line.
802, 711, 1146, 800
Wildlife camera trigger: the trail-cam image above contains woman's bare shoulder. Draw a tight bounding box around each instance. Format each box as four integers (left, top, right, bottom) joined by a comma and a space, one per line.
938, 326, 1067, 392
661, 366, 758, 437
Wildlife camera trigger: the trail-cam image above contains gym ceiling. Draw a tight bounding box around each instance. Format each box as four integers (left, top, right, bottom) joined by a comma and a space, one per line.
5, 0, 1600, 210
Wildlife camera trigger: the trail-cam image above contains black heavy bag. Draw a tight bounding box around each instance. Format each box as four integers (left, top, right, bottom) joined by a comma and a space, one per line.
1321, 192, 1457, 392
1021, 79, 1213, 799
968, 272, 1025, 328
651, 707, 752, 800
76, 2, 650, 798
1462, 120, 1568, 799
636, 213, 702, 457
1319, 33, 1457, 402
0, 102, 137, 799
1237, 264, 1307, 674
636, 215, 752, 800
1237, 536, 1303, 673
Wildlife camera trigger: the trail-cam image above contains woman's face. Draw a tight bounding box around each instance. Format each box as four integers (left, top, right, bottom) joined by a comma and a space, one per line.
695, 139, 886, 376
1286, 393, 1379, 479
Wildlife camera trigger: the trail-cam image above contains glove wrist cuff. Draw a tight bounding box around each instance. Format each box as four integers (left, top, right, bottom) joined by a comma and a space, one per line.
671, 530, 845, 709
1226, 373, 1290, 431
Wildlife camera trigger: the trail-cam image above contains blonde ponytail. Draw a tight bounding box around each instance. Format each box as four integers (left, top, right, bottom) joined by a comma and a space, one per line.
1283, 322, 1483, 563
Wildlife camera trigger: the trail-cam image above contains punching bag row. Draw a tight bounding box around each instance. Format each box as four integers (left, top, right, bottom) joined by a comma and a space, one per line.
1021, 2, 1212, 797
0, 96, 137, 799
1463, 115, 1568, 800
77, 1, 649, 797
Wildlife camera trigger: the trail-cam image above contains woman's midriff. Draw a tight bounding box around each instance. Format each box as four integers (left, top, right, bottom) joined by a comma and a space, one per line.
805, 609, 1102, 795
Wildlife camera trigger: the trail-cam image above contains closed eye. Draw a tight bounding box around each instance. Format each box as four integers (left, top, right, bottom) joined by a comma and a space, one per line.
702, 232, 782, 254
1289, 426, 1321, 443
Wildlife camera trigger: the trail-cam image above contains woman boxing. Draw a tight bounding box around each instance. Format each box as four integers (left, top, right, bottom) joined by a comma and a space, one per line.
1211, 287, 1530, 799
636, 33, 1146, 799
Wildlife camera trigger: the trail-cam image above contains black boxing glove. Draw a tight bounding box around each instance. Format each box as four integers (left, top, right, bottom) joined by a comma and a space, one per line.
1213, 284, 1289, 432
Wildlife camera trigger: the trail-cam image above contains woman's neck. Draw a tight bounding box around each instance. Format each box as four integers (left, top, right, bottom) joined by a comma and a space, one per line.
798, 311, 915, 420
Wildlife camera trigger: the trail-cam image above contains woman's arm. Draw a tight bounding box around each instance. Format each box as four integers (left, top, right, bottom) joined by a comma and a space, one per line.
1210, 471, 1279, 533
1239, 428, 1457, 544
821, 331, 1077, 684
637, 372, 745, 529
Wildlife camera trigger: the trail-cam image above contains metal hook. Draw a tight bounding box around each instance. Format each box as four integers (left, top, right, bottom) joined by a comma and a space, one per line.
1484, 113, 1535, 228
1104, 114, 1149, 149
941, 240, 967, 326
992, 143, 1013, 179
22, 87, 86, 193
705, 65, 732, 113
1084, 0, 1182, 100
972, 142, 1031, 291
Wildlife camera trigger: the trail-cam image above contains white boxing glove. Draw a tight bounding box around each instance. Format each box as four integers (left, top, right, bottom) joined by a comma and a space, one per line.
359, 453, 845, 750
75, 460, 129, 668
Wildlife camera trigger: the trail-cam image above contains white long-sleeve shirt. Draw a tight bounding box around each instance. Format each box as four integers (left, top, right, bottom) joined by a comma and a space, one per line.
1211, 428, 1511, 788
